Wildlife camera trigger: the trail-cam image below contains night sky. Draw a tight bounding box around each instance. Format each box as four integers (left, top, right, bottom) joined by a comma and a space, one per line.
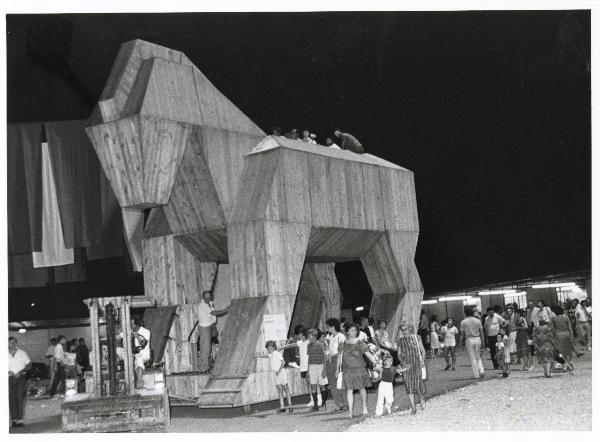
6, 12, 591, 319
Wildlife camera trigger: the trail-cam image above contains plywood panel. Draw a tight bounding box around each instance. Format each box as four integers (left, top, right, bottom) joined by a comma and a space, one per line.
313, 263, 344, 328
93, 39, 195, 124
164, 130, 226, 235
230, 151, 280, 224
175, 229, 228, 263
201, 128, 266, 221
191, 68, 264, 136
144, 207, 172, 238
140, 58, 202, 125
212, 297, 266, 377
86, 116, 144, 208
380, 168, 419, 232
290, 265, 323, 333
307, 153, 333, 227
212, 264, 232, 336
227, 221, 310, 299
122, 208, 144, 272
140, 116, 191, 207
306, 227, 383, 260
386, 231, 423, 292
265, 149, 311, 224
143, 235, 218, 306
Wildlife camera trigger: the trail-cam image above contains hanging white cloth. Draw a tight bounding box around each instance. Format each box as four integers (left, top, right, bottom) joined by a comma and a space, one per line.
32, 142, 74, 267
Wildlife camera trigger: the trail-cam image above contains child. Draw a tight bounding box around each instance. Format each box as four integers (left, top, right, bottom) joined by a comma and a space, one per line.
495, 334, 510, 378
442, 318, 459, 370
279, 328, 320, 407
375, 355, 396, 416
266, 341, 293, 413
306, 328, 328, 411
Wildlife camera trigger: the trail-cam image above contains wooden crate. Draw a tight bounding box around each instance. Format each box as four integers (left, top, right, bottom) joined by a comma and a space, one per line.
62, 391, 169, 432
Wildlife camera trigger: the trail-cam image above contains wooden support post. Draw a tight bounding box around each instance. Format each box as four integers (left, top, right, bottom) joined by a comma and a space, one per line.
120, 298, 135, 393
88, 299, 102, 398
361, 231, 423, 340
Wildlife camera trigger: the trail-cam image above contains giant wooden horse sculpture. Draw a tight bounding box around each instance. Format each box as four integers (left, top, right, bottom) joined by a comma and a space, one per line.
86, 40, 423, 407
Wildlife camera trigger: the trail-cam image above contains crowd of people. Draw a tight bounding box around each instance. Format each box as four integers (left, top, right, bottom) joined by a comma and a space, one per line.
45, 335, 90, 397
267, 316, 428, 418
271, 126, 366, 154
419, 298, 592, 380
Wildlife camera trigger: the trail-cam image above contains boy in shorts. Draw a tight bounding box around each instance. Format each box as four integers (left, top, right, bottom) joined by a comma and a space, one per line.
266, 341, 293, 413
306, 328, 328, 411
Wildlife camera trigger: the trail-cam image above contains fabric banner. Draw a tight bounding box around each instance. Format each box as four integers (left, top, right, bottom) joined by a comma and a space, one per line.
85, 170, 124, 261
8, 253, 51, 288
53, 248, 87, 284
45, 120, 103, 249
32, 142, 75, 268
7, 123, 43, 254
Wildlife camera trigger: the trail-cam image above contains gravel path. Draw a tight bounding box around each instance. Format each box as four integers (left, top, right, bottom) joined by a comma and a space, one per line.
10, 348, 592, 433
350, 351, 592, 432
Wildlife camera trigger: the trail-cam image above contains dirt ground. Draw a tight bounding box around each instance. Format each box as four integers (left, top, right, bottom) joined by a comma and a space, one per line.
351, 350, 593, 432
9, 346, 592, 433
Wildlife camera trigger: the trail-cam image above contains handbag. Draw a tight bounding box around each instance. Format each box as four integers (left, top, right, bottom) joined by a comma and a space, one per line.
336, 372, 344, 390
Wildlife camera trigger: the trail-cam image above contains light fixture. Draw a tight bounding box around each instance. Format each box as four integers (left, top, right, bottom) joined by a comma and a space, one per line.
18, 328, 26, 334
532, 282, 576, 289
438, 295, 472, 302
355, 306, 364, 311
479, 289, 516, 296
505, 291, 526, 297
421, 300, 438, 305
30, 302, 35, 307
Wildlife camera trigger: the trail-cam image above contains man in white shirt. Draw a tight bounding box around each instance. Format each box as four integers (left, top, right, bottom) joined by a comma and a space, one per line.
49, 335, 67, 396
131, 316, 151, 388
9, 337, 31, 427
325, 318, 347, 412
197, 290, 229, 373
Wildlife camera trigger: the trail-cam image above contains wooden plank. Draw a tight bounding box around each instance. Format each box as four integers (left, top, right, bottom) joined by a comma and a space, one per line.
122, 208, 144, 272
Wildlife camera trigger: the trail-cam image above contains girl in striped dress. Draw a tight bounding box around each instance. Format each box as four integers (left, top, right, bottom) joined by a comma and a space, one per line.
396, 322, 426, 414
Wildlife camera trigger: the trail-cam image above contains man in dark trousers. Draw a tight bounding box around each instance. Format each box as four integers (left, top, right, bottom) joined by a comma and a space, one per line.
333, 128, 365, 154
76, 338, 90, 371
49, 335, 67, 396
9, 337, 31, 427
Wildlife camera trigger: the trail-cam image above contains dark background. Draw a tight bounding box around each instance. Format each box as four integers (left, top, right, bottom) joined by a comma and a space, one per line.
6, 11, 591, 320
